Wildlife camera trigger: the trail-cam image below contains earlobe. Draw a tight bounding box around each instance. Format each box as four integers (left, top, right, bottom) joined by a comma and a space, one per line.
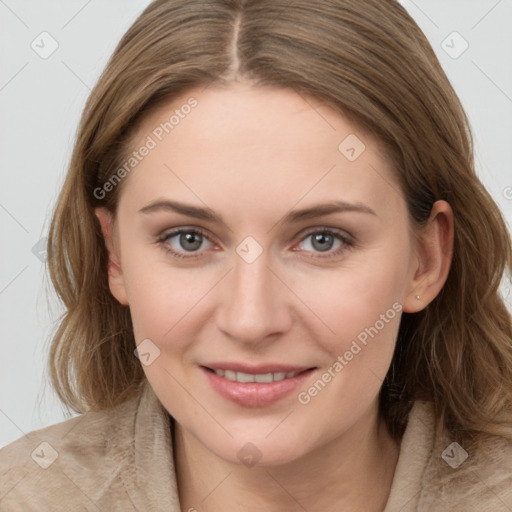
94, 207, 129, 306
403, 200, 454, 313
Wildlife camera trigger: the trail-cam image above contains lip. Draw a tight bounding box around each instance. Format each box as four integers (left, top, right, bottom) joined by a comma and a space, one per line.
200, 364, 317, 408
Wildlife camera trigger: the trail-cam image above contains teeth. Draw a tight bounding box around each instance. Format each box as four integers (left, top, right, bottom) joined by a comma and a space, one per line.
238, 372, 257, 383
213, 369, 302, 382
224, 370, 236, 380
254, 373, 272, 383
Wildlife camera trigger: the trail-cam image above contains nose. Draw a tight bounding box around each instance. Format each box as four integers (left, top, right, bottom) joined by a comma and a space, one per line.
215, 249, 293, 346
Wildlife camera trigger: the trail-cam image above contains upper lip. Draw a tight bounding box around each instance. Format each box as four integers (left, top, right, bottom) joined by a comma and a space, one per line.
201, 362, 315, 374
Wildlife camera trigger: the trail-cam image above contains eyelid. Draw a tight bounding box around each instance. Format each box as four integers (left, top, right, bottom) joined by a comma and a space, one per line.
159, 225, 213, 241
296, 226, 353, 243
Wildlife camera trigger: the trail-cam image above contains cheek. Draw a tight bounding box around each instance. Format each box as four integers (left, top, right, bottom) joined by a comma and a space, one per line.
287, 243, 408, 409
293, 269, 404, 434
291, 249, 408, 351
120, 246, 218, 351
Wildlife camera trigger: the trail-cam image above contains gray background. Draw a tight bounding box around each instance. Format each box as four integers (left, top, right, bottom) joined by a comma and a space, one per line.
1, 0, 511, 448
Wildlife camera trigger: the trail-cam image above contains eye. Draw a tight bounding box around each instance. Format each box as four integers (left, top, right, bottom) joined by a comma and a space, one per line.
295, 228, 353, 259
158, 227, 213, 259
157, 226, 354, 261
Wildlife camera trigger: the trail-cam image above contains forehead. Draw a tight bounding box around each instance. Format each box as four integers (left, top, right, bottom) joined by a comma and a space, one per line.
121, 83, 403, 222
135, 82, 365, 157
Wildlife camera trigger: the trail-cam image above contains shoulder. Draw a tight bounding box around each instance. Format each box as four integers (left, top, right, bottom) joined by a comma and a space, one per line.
397, 400, 512, 511
421, 413, 512, 511
0, 390, 143, 511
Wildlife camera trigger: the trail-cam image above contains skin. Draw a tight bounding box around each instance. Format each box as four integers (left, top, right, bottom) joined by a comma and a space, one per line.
95, 80, 454, 511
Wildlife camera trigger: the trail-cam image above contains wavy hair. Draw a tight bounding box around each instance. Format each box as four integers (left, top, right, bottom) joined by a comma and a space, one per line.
47, 0, 512, 450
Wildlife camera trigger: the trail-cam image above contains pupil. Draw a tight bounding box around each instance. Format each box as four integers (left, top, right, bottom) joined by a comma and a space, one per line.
312, 233, 333, 252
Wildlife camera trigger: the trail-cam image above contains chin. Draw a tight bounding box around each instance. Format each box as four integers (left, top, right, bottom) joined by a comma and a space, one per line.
197, 428, 311, 468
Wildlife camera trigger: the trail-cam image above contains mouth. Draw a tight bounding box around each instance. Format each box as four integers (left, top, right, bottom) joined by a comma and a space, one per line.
202, 366, 312, 383
200, 364, 317, 407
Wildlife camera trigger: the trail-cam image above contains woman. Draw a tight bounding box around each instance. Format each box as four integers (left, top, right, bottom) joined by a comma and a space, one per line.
1, 0, 511, 510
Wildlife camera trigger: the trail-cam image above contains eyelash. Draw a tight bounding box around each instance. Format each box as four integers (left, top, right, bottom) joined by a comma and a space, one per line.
156, 226, 355, 261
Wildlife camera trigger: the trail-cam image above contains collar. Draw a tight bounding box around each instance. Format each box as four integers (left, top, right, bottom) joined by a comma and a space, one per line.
119, 381, 512, 511
119, 380, 181, 511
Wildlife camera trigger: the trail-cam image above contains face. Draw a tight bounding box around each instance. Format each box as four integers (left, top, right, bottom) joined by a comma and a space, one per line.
96, 81, 434, 466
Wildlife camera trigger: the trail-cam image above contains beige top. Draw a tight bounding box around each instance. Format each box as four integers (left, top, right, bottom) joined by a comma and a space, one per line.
1, 380, 511, 511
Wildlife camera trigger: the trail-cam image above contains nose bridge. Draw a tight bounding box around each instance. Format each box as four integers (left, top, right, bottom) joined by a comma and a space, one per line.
216, 244, 290, 342
233, 250, 271, 303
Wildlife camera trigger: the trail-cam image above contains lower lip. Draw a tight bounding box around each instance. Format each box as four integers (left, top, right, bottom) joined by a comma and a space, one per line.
200, 366, 316, 408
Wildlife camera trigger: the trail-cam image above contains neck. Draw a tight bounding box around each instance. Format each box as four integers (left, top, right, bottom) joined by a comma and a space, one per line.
173, 402, 401, 512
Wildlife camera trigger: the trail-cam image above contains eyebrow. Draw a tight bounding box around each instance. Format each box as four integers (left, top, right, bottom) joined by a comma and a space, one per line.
138, 198, 377, 223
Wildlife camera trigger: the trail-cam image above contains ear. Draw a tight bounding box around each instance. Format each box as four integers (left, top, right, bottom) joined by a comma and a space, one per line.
94, 207, 129, 306
403, 200, 454, 313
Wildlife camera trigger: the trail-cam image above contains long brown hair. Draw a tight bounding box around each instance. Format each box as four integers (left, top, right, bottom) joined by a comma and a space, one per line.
47, 0, 512, 449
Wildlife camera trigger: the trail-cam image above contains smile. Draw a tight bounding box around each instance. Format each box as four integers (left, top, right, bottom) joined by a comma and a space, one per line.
208, 369, 305, 383
200, 365, 317, 407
